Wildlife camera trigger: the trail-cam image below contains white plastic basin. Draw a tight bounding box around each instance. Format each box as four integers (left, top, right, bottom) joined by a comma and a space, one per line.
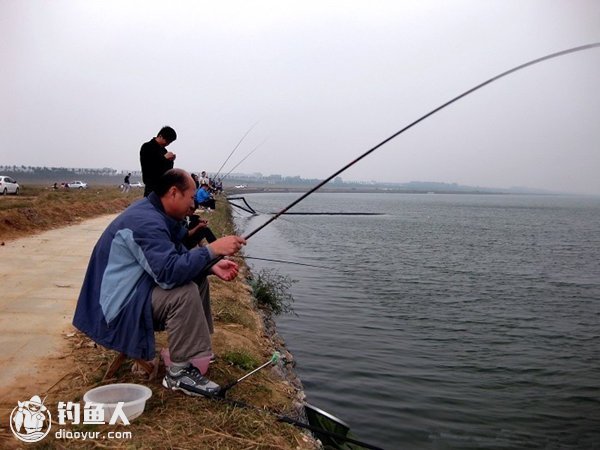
83, 383, 152, 423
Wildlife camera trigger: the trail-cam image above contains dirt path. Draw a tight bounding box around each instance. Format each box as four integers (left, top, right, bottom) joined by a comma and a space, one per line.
0, 214, 116, 403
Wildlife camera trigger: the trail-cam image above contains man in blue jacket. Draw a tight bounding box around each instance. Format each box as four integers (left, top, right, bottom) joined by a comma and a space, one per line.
73, 169, 246, 396
195, 181, 216, 210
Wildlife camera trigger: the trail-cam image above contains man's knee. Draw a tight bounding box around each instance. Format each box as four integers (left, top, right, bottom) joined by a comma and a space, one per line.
175, 282, 201, 308
152, 282, 205, 329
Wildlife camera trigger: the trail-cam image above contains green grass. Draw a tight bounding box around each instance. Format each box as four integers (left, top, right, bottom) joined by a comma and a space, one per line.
222, 350, 261, 370
248, 268, 296, 315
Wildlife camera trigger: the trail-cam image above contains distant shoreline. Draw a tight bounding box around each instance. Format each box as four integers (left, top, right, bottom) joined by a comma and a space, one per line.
225, 186, 571, 196
1, 167, 590, 197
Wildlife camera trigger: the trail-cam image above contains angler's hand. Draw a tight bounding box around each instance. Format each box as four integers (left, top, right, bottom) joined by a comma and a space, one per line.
165, 151, 176, 161
208, 236, 246, 257
211, 259, 239, 281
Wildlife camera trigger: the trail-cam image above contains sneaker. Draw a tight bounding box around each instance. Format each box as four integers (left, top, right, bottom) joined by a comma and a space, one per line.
162, 364, 221, 397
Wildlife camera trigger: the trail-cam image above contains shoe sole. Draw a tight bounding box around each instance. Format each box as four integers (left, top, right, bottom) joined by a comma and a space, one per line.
162, 377, 204, 397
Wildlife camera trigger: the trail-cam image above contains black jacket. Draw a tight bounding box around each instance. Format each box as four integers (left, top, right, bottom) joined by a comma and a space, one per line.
140, 138, 174, 196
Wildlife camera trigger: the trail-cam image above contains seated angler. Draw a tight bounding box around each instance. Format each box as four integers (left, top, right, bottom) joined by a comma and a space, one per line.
195, 181, 216, 211
73, 169, 246, 396
182, 213, 218, 249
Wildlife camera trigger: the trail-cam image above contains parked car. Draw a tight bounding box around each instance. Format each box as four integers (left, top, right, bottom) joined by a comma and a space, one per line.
0, 176, 20, 195
130, 181, 144, 188
67, 181, 88, 189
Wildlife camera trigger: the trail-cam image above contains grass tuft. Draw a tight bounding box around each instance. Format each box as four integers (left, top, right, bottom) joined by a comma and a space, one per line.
248, 268, 296, 315
222, 349, 261, 370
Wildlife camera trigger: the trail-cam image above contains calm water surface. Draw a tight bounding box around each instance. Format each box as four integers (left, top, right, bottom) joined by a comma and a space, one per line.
234, 193, 600, 449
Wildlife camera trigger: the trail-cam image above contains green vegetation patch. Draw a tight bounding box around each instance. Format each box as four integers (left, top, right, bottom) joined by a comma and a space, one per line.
222, 349, 261, 370
248, 268, 296, 315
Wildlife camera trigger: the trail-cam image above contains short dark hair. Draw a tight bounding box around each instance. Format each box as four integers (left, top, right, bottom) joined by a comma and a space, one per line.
158, 126, 177, 143
155, 169, 191, 197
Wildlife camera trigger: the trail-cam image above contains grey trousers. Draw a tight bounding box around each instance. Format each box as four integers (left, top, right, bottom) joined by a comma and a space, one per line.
151, 278, 213, 363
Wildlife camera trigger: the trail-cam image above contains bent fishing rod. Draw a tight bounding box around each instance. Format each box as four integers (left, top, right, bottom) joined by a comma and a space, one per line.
213, 121, 259, 180
243, 43, 599, 239
203, 43, 600, 273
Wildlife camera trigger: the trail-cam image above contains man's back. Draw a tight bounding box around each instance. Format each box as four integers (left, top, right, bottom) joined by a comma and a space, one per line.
140, 138, 174, 196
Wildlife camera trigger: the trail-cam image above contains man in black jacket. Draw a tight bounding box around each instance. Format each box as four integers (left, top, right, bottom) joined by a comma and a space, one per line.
140, 126, 177, 197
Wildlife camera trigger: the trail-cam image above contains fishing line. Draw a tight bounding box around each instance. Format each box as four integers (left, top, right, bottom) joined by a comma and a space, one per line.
235, 199, 327, 235
243, 255, 333, 270
222, 201, 330, 265
231, 204, 335, 266
203, 43, 600, 274
257, 210, 323, 234
213, 121, 259, 179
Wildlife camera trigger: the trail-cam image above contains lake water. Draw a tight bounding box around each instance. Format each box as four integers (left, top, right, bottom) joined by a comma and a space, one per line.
233, 193, 600, 449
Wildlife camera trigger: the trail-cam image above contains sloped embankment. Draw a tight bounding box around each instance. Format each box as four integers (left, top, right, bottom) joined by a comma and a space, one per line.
0, 189, 317, 449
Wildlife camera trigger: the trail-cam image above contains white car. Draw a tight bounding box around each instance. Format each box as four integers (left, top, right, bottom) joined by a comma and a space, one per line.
130, 182, 144, 188
234, 184, 247, 189
67, 181, 88, 189
0, 176, 20, 195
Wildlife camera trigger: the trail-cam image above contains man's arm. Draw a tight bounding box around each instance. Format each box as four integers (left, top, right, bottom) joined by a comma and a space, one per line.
131, 221, 245, 288
131, 222, 214, 288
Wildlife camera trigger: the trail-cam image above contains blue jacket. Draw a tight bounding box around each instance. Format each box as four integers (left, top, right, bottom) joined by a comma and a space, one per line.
73, 193, 214, 359
195, 187, 211, 203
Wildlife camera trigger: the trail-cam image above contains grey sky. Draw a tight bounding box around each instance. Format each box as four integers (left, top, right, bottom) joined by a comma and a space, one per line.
1, 0, 599, 194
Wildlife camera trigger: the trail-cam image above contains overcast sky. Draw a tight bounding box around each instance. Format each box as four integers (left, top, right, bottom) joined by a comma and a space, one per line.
1, 0, 599, 194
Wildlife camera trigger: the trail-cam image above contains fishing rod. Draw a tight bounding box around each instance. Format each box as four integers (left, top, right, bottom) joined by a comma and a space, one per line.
243, 255, 332, 270
221, 138, 269, 182
213, 121, 259, 180
243, 43, 599, 240
202, 43, 600, 274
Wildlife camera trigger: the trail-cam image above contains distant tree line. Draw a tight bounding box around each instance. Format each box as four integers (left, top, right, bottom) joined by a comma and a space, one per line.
0, 166, 141, 186
0, 165, 531, 193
